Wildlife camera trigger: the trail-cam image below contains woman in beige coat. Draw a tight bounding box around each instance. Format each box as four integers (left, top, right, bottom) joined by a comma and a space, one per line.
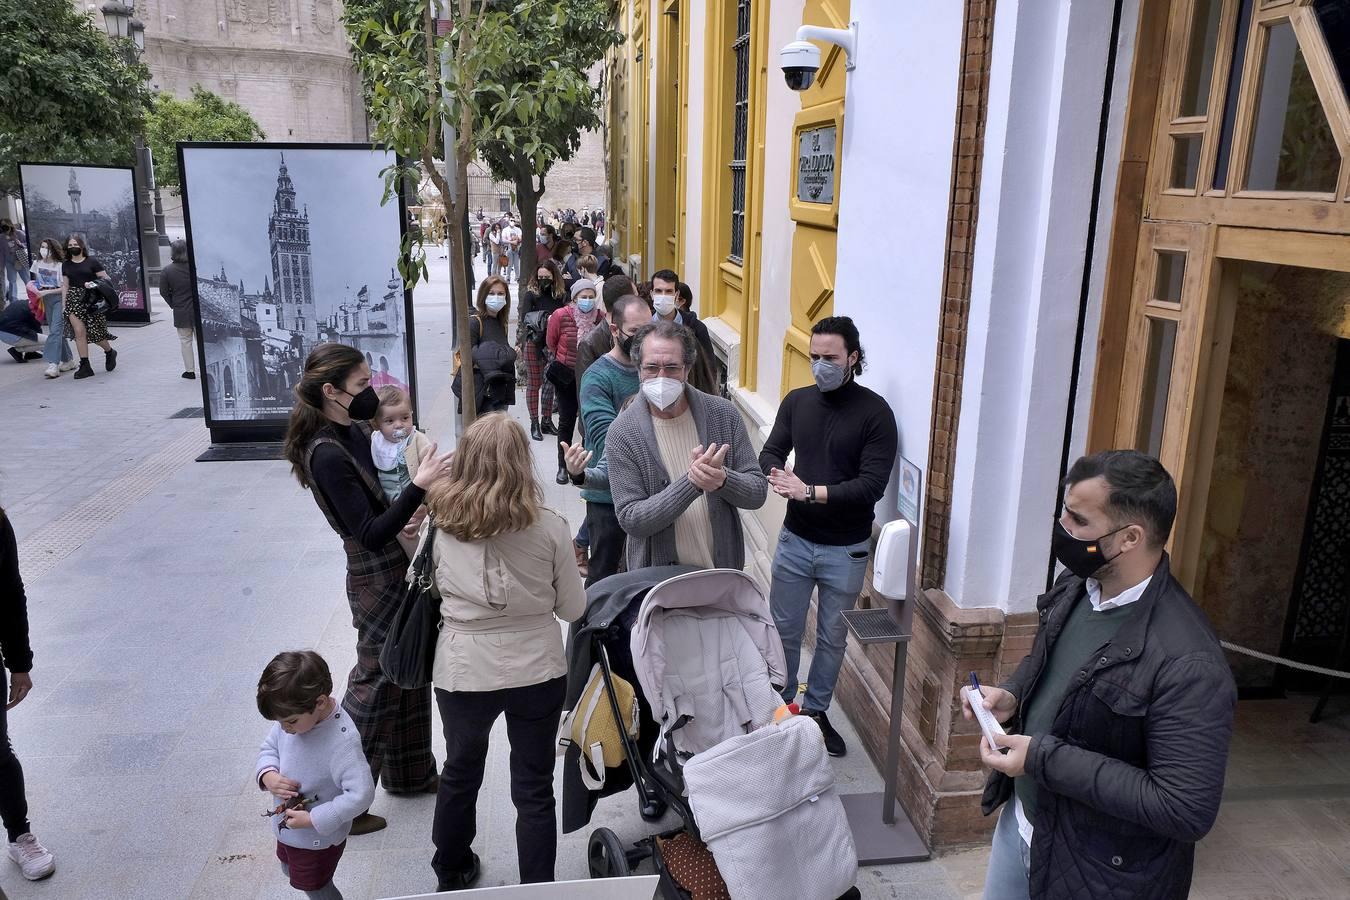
424, 412, 586, 891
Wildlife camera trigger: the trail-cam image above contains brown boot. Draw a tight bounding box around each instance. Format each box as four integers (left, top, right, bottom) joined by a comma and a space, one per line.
349, 812, 387, 835
573, 539, 589, 579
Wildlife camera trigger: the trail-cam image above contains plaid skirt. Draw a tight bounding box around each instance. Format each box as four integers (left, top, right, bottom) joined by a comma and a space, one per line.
338, 537, 436, 792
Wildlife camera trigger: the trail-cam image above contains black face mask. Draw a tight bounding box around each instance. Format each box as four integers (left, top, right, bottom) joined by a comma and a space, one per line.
340, 386, 380, 421
1051, 519, 1131, 579
539, 278, 553, 292
617, 332, 635, 358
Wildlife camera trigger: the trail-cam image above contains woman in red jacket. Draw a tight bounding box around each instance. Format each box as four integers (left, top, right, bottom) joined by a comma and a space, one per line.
545, 278, 604, 485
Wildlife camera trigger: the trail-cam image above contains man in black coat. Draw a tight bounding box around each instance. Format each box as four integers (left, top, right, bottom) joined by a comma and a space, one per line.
0, 299, 44, 364
968, 450, 1236, 900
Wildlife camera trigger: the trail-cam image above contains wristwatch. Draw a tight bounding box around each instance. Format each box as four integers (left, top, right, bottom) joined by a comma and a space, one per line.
806, 485, 817, 504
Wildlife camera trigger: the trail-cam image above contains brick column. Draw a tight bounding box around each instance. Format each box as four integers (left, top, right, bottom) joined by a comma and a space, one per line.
826, 567, 1039, 849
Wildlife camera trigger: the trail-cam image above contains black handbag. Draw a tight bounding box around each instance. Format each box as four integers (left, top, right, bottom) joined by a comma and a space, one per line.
379, 523, 442, 690
545, 357, 576, 388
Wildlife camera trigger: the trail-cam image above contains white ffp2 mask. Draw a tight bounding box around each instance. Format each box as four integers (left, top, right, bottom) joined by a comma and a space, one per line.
642, 377, 684, 410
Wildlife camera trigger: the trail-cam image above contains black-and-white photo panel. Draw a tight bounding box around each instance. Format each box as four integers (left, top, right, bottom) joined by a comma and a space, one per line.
178, 143, 414, 438
18, 162, 150, 324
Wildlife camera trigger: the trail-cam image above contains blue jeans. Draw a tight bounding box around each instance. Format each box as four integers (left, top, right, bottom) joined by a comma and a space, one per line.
982, 804, 1030, 900
2, 262, 17, 304
42, 295, 72, 365
769, 529, 869, 712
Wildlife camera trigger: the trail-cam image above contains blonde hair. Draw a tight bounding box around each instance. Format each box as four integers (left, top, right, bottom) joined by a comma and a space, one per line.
578, 254, 599, 276
426, 413, 542, 541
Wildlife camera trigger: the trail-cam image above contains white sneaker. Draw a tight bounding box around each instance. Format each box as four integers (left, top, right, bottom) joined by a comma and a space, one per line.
58, 360, 77, 372
44, 363, 59, 378
7, 833, 54, 880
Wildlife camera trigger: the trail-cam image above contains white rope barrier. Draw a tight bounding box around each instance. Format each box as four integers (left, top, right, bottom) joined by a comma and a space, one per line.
1220, 641, 1350, 680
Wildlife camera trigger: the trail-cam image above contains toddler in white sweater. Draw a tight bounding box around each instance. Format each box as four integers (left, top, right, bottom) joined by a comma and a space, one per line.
256, 651, 375, 900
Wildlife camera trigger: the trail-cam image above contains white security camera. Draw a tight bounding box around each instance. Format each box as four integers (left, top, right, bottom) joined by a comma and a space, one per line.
780, 22, 858, 92
780, 41, 821, 92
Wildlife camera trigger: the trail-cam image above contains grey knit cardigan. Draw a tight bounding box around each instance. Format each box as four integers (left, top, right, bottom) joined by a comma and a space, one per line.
606, 384, 768, 570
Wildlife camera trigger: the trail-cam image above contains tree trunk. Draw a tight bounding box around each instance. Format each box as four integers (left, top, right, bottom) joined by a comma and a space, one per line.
512, 155, 545, 292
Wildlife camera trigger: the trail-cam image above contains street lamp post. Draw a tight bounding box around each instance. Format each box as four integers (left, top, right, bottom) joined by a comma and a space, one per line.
100, 0, 163, 287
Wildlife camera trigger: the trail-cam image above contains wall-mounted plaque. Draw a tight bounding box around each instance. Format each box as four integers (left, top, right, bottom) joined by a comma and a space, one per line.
796, 125, 837, 204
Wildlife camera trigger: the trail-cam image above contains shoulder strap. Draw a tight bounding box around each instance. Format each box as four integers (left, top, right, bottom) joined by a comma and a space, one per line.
303, 428, 391, 538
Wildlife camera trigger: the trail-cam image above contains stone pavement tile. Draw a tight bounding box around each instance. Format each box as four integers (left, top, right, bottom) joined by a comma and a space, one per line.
1257, 844, 1350, 899
68, 731, 183, 778
77, 853, 209, 900
369, 847, 439, 898
158, 746, 260, 799
1189, 873, 1289, 900
189, 853, 273, 900
936, 846, 991, 898
177, 704, 270, 753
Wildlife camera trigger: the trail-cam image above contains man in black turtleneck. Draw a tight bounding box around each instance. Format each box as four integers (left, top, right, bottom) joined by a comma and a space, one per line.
759, 316, 897, 756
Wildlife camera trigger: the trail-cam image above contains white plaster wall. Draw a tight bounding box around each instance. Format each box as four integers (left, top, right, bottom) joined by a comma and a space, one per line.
751, 0, 808, 412
680, 1, 707, 297
832, 0, 965, 526
945, 0, 1127, 613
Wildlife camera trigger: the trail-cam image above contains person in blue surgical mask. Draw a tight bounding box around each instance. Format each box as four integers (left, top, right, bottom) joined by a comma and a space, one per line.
759, 315, 897, 757
545, 279, 606, 484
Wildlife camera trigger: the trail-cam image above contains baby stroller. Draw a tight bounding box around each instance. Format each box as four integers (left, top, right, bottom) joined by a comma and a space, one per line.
574, 567, 859, 900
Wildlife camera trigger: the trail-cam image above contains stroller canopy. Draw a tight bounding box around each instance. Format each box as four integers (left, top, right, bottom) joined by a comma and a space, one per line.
630, 568, 787, 760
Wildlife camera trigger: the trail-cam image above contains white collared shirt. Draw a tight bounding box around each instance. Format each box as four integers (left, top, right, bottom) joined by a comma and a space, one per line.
1012, 572, 1152, 845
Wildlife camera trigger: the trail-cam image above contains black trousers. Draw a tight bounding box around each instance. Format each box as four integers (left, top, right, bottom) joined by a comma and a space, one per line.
0, 683, 29, 843
584, 501, 624, 587
431, 677, 566, 884
554, 380, 579, 467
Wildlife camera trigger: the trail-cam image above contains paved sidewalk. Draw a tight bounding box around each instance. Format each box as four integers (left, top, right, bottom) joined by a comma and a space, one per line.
0, 257, 959, 899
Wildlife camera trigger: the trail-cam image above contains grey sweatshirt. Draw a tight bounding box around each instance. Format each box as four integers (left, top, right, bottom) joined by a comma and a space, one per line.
255, 704, 375, 850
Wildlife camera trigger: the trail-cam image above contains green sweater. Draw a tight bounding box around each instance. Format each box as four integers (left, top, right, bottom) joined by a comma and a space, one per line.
1015, 593, 1136, 819
578, 353, 639, 504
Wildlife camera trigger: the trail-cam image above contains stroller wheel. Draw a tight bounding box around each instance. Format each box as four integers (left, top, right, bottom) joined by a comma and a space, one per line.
587, 827, 632, 878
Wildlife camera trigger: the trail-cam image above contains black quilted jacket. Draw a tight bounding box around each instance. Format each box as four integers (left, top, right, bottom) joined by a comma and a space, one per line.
981, 554, 1237, 899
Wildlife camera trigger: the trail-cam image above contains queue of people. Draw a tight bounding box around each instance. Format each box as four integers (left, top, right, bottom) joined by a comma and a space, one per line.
0, 214, 1239, 897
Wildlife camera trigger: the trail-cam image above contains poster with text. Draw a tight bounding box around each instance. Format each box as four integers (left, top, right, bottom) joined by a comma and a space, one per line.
18, 163, 148, 322
178, 144, 414, 429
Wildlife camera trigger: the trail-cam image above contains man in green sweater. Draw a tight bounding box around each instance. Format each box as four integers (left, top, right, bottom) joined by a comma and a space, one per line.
568, 294, 649, 585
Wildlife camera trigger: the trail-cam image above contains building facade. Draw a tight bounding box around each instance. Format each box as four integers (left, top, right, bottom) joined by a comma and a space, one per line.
606, 0, 1350, 849
131, 0, 367, 144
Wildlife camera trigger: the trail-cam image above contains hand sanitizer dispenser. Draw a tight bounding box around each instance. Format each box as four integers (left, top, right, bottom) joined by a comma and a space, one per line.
872, 519, 912, 600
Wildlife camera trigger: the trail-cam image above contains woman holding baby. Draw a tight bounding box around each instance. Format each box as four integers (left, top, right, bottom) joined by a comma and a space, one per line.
282, 343, 453, 835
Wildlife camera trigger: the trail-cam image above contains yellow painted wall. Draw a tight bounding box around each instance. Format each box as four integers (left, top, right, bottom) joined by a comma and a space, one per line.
781, 0, 849, 395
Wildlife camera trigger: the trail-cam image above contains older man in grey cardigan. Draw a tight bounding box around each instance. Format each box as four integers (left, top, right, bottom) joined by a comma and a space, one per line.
607, 321, 767, 570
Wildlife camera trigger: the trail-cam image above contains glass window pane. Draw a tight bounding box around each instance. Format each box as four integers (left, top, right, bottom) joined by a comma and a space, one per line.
1312, 0, 1350, 104
1244, 20, 1342, 192
1137, 318, 1180, 457
1180, 0, 1225, 117
1170, 134, 1204, 189
1214, 0, 1256, 191
1153, 250, 1187, 303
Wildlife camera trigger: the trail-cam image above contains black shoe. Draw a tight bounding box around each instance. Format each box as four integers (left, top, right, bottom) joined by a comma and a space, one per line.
556, 465, 569, 485
104, 348, 118, 371
73, 359, 94, 379
349, 812, 387, 835
804, 709, 847, 757
436, 853, 481, 892
182, 371, 196, 380
540, 417, 557, 435
530, 419, 543, 441
23, 351, 42, 360
7, 348, 25, 363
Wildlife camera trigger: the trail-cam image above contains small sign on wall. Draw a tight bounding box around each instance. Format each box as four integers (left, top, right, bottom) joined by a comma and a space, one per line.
796, 125, 837, 204
898, 456, 922, 527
